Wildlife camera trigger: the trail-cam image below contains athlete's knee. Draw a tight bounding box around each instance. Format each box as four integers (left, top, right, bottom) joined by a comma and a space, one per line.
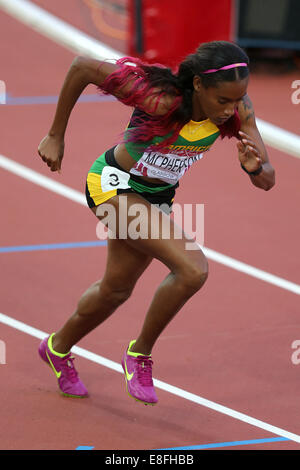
76, 279, 133, 317
179, 256, 209, 294
184, 266, 208, 293
99, 281, 133, 306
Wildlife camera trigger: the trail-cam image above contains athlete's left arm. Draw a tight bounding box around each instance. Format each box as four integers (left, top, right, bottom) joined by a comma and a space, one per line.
237, 94, 275, 191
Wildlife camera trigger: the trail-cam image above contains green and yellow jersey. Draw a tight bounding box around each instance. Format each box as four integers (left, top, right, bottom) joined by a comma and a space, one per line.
125, 109, 220, 185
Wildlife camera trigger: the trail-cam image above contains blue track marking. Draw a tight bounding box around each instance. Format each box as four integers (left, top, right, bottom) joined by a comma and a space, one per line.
158, 436, 290, 450
0, 241, 107, 253
75, 437, 290, 450
3, 92, 116, 105
76, 446, 95, 450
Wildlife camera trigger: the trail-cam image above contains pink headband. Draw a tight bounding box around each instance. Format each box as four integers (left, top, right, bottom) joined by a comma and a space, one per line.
202, 63, 248, 74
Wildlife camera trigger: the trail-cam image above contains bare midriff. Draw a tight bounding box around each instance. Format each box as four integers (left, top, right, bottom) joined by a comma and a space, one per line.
114, 143, 164, 184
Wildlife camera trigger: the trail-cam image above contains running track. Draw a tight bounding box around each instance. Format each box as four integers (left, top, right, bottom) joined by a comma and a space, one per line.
1, 0, 300, 451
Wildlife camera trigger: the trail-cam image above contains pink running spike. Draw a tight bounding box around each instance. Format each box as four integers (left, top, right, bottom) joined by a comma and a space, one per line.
122, 342, 158, 405
38, 334, 89, 398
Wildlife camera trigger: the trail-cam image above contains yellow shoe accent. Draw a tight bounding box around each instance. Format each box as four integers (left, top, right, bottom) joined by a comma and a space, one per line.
48, 333, 69, 358
46, 350, 62, 379
124, 359, 134, 381
127, 340, 151, 358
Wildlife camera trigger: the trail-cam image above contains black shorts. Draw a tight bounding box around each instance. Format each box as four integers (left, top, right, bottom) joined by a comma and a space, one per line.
85, 147, 178, 214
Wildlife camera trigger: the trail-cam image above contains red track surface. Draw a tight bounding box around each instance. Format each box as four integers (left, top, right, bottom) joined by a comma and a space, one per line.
1, 2, 300, 451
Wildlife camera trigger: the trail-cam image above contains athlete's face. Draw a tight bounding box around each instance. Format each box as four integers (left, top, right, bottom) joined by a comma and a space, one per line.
192, 77, 249, 126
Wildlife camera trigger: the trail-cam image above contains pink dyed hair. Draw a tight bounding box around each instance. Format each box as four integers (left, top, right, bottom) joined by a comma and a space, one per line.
218, 108, 241, 139
97, 57, 240, 149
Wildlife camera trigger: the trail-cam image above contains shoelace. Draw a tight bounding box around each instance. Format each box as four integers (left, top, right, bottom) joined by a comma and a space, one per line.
136, 356, 154, 386
61, 355, 78, 383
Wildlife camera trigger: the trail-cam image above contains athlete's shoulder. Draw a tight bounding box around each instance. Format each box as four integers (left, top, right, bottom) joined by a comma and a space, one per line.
237, 94, 256, 125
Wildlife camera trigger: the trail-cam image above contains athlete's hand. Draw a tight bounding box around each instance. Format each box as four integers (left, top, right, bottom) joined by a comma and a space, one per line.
38, 134, 65, 173
237, 131, 262, 173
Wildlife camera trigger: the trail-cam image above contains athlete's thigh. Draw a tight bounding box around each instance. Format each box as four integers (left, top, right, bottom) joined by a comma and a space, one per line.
93, 193, 206, 274
102, 236, 153, 288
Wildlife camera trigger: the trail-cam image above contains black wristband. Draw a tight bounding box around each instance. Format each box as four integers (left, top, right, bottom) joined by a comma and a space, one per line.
241, 163, 263, 176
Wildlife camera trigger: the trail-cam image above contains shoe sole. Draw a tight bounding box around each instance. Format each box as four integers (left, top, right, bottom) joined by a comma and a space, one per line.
60, 391, 88, 398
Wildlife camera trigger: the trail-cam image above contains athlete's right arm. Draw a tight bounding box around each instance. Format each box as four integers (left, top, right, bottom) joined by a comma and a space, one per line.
38, 56, 174, 172
38, 56, 119, 172
50, 57, 118, 136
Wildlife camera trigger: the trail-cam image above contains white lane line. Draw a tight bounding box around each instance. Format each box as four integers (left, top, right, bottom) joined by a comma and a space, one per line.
256, 118, 300, 160
203, 247, 300, 295
0, 0, 122, 60
1, 311, 300, 444
1, 153, 300, 295
0, 154, 86, 206
0, 0, 299, 159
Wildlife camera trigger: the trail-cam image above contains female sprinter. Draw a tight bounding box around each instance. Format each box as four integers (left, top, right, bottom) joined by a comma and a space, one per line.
37, 41, 275, 405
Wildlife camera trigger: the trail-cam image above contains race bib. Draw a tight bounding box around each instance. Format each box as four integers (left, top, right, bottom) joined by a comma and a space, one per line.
130, 150, 204, 185
101, 166, 130, 192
